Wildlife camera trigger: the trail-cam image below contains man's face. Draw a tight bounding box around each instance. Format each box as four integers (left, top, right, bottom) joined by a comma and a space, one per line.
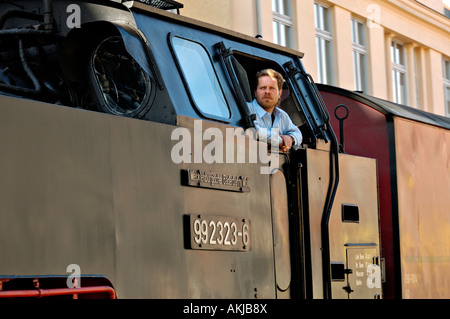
254, 75, 282, 111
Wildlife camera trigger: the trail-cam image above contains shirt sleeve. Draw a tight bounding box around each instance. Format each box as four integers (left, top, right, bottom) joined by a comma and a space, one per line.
279, 112, 303, 150
251, 100, 303, 149
253, 119, 283, 146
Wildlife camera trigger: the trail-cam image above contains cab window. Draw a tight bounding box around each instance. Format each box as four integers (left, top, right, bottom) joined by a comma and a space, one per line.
171, 36, 230, 119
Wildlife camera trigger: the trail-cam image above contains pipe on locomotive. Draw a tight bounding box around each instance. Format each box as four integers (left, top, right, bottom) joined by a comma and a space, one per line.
320, 127, 340, 299
307, 70, 340, 300
0, 0, 56, 96
43, 0, 54, 31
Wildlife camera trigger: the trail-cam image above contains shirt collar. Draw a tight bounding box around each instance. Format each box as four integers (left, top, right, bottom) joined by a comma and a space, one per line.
253, 99, 280, 118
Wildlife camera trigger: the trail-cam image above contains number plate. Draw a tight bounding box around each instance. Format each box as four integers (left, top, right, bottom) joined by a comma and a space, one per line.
188, 214, 251, 251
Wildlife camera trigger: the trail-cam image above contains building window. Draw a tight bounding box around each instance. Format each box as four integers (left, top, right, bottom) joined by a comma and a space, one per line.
444, 58, 450, 117
314, 2, 333, 84
351, 18, 368, 93
272, 0, 293, 48
391, 41, 407, 105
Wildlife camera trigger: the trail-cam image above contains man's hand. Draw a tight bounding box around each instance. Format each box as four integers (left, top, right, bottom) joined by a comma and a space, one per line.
280, 135, 294, 153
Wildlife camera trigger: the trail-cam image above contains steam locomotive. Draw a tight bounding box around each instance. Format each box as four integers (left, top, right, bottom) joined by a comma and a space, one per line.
0, 0, 448, 300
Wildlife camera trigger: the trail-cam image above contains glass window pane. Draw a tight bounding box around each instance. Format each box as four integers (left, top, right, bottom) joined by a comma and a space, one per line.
316, 37, 323, 82
315, 3, 328, 30
322, 6, 330, 31
391, 43, 395, 63
278, 0, 285, 14
398, 45, 405, 65
393, 70, 399, 102
315, 3, 333, 84
273, 21, 279, 44
281, 0, 290, 15
393, 70, 406, 104
354, 51, 362, 91
393, 43, 399, 64
325, 39, 333, 83
399, 73, 406, 104
392, 43, 398, 63
273, 0, 290, 15
359, 53, 366, 92
280, 24, 287, 47
272, 0, 292, 48
444, 60, 450, 81
352, 19, 367, 92
392, 42, 405, 66
446, 86, 450, 115
316, 36, 332, 84
353, 51, 358, 89
172, 37, 230, 119
357, 22, 365, 46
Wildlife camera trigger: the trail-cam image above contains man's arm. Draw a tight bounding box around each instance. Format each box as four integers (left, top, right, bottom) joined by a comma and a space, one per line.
253, 121, 283, 146
280, 113, 302, 150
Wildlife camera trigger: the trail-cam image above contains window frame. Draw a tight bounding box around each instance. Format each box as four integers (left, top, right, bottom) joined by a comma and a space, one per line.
443, 58, 450, 117
314, 2, 333, 85
169, 34, 232, 122
391, 40, 408, 105
272, 0, 293, 48
351, 18, 368, 93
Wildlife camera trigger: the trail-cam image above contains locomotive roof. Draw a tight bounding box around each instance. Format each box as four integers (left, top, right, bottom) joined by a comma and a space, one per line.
123, 0, 305, 59
318, 84, 450, 130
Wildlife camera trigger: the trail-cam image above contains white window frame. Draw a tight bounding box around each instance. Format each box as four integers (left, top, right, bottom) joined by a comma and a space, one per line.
444, 58, 450, 117
314, 2, 333, 85
272, 0, 293, 48
391, 40, 407, 105
351, 18, 368, 93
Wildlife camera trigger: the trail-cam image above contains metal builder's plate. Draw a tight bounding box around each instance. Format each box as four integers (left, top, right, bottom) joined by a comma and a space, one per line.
188, 214, 251, 251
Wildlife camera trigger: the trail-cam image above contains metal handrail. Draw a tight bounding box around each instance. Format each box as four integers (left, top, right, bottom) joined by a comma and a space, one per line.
0, 285, 116, 299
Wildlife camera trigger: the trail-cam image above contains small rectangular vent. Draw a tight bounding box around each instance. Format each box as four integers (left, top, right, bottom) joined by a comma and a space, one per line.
342, 204, 359, 223
331, 262, 345, 281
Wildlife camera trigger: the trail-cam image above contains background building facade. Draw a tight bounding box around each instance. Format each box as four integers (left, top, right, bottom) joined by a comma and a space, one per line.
179, 0, 450, 117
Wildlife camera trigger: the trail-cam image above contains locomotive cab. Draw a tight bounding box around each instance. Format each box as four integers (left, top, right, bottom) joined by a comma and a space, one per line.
0, 0, 382, 299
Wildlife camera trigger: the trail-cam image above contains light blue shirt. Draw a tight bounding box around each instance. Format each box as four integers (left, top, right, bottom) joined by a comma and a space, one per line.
251, 99, 303, 150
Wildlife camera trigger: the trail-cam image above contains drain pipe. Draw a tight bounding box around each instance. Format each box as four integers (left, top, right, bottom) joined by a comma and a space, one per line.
255, 0, 262, 38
